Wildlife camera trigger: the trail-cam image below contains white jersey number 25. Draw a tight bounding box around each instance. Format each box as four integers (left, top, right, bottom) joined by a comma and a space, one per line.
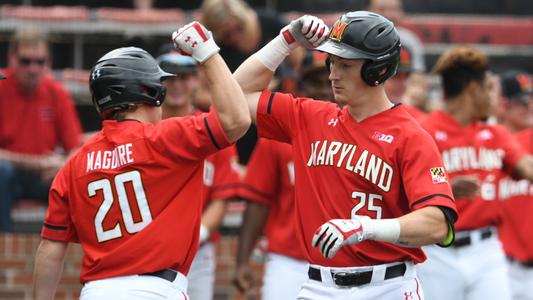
88, 170, 153, 243
351, 191, 383, 219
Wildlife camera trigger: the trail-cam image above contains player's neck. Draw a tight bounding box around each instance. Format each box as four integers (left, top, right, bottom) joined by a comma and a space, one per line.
444, 95, 479, 126
162, 104, 195, 119
346, 89, 393, 122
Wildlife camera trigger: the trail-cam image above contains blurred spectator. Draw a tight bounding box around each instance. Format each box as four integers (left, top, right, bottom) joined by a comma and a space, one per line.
0, 28, 82, 232
297, 51, 334, 101
366, 0, 426, 72
496, 71, 533, 129
157, 46, 241, 300
200, 0, 301, 164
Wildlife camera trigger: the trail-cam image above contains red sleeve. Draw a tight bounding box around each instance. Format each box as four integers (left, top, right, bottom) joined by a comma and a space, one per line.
154, 109, 231, 161
52, 82, 82, 152
256, 90, 298, 143
238, 139, 279, 206
497, 126, 527, 173
208, 146, 241, 200
400, 128, 457, 216
41, 163, 78, 242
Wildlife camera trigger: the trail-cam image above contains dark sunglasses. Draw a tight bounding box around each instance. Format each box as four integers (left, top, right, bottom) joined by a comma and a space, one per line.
18, 57, 46, 66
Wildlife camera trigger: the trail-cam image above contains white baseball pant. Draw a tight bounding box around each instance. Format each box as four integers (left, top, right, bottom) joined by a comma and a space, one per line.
297, 261, 423, 300
261, 253, 308, 300
507, 258, 533, 300
80, 271, 188, 300
417, 228, 511, 300
187, 242, 215, 300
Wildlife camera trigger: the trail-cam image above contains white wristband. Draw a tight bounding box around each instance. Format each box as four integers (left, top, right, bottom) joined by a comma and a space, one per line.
199, 224, 210, 244
360, 217, 400, 244
252, 35, 292, 71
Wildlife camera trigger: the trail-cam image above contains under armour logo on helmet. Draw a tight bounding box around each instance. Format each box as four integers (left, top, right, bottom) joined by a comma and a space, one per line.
92, 69, 101, 80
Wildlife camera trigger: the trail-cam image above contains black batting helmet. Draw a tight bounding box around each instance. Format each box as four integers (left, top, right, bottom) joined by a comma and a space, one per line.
317, 11, 401, 86
90, 47, 175, 118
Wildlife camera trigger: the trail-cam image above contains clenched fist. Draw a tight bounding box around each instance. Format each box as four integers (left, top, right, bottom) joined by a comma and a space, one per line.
281, 15, 330, 50
172, 21, 220, 64
312, 216, 369, 259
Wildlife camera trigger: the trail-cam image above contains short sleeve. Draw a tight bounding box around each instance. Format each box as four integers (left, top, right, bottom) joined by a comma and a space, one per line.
498, 126, 527, 173
400, 130, 457, 217
41, 163, 78, 242
207, 146, 241, 201
154, 109, 231, 161
256, 90, 299, 143
238, 139, 280, 206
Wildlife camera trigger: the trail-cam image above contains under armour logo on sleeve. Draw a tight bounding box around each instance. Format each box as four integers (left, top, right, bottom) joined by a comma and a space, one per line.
328, 118, 338, 126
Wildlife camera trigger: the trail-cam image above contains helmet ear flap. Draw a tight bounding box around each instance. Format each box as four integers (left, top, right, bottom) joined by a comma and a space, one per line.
361, 54, 400, 86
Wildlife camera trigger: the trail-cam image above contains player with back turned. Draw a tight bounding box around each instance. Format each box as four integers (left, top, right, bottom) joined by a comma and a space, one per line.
32, 22, 250, 300
233, 11, 457, 299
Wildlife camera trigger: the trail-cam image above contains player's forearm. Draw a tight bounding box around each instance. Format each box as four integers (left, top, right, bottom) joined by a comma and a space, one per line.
201, 199, 228, 232
514, 155, 533, 182
236, 202, 270, 266
202, 54, 251, 143
396, 206, 449, 247
233, 56, 276, 95
33, 239, 67, 300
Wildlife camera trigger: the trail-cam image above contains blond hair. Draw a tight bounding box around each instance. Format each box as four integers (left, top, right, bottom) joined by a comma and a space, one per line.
9, 27, 50, 54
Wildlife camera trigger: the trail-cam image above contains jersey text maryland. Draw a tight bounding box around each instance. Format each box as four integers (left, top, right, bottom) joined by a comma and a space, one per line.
441, 147, 504, 172
306, 140, 393, 192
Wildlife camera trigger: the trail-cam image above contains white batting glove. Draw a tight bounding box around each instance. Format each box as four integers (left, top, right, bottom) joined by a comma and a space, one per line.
280, 15, 330, 50
312, 216, 370, 259
172, 21, 220, 64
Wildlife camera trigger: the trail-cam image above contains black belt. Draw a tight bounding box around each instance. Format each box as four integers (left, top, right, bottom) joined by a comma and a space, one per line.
452, 228, 493, 248
308, 263, 407, 287
140, 269, 177, 282
508, 256, 533, 268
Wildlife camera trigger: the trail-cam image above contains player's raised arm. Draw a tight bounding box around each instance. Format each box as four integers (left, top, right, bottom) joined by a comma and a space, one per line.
172, 22, 250, 142
233, 15, 329, 122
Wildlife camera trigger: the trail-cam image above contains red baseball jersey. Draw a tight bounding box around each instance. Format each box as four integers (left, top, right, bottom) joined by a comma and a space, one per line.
41, 111, 230, 282
203, 145, 240, 243
498, 128, 533, 262
239, 138, 306, 261
0, 69, 82, 154
420, 111, 526, 231
402, 104, 427, 122
256, 91, 457, 267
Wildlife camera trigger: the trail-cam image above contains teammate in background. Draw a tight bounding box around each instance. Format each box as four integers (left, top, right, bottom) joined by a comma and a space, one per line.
0, 28, 82, 232
416, 48, 533, 300
157, 46, 241, 300
384, 46, 429, 120
496, 71, 533, 300
33, 21, 250, 300
233, 52, 332, 300
234, 11, 457, 299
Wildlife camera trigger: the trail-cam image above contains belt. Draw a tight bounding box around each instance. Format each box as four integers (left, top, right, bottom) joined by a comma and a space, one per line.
452, 227, 493, 248
508, 257, 533, 268
140, 269, 177, 282
308, 263, 407, 287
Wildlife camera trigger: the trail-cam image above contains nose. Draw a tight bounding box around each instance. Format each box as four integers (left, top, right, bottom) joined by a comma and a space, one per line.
328, 62, 339, 81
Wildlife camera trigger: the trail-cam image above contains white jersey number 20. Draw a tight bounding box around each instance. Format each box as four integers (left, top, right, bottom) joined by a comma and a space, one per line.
351, 191, 383, 219
88, 170, 153, 242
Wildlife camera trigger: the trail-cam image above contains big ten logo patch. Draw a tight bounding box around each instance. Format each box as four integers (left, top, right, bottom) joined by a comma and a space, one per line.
203, 160, 215, 186
372, 131, 394, 143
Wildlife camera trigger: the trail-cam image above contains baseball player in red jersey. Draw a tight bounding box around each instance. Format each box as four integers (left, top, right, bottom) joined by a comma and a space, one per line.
496, 71, 533, 300
233, 11, 458, 299
234, 138, 307, 299
416, 48, 533, 300
32, 21, 251, 300
157, 49, 241, 300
